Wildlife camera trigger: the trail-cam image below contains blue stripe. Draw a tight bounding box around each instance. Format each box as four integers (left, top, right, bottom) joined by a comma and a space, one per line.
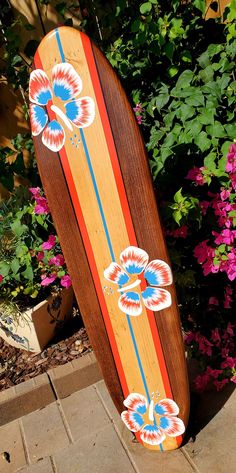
80, 129, 115, 261
54, 29, 163, 451
126, 315, 151, 403
55, 29, 65, 62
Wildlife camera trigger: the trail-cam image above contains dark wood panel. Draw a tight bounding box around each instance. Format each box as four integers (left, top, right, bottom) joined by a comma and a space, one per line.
32, 129, 124, 413
92, 43, 190, 425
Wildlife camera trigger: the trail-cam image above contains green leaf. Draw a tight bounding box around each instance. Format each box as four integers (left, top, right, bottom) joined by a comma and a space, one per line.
179, 104, 195, 122
206, 122, 226, 138
10, 220, 28, 237
224, 124, 236, 139
0, 262, 10, 277
186, 92, 205, 107
175, 70, 194, 89
168, 66, 179, 78
140, 2, 152, 14
193, 0, 205, 13
195, 131, 211, 152
12, 55, 22, 66
174, 188, 184, 203
155, 94, 169, 110
198, 108, 215, 125
11, 258, 20, 274
22, 266, 34, 281
204, 153, 217, 171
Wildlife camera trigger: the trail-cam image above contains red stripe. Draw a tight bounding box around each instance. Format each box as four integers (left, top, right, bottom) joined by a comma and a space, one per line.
34, 50, 129, 398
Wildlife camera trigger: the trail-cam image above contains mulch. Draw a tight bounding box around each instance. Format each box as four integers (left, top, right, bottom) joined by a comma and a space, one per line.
0, 311, 92, 392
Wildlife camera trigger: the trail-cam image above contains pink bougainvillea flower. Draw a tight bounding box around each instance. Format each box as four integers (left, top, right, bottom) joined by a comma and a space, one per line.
224, 286, 233, 309
213, 379, 229, 391
226, 143, 236, 173
221, 357, 236, 369
42, 235, 56, 250
37, 251, 44, 261
34, 196, 50, 215
211, 328, 221, 346
213, 229, 236, 245
231, 376, 236, 384
60, 275, 72, 288
104, 246, 172, 316
29, 63, 95, 152
206, 366, 222, 379
49, 254, 65, 266
29, 187, 41, 198
121, 393, 185, 446
166, 225, 188, 239
186, 167, 207, 185
196, 333, 213, 356
208, 296, 219, 306
0, 275, 3, 283
194, 373, 210, 393
40, 274, 57, 286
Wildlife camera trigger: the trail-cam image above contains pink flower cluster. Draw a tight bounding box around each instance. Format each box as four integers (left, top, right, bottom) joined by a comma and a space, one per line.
38, 234, 71, 289
29, 187, 49, 214
29, 188, 72, 290
193, 171, 236, 280
133, 103, 144, 125
226, 143, 236, 190
185, 323, 236, 392
186, 167, 207, 186
166, 225, 188, 239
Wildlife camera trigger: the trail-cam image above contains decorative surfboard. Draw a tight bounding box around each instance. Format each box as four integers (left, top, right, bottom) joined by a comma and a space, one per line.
29, 26, 189, 451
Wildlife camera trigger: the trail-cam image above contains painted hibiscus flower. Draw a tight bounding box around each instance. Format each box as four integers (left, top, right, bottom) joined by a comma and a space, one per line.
29, 63, 95, 152
121, 393, 185, 446
104, 246, 172, 316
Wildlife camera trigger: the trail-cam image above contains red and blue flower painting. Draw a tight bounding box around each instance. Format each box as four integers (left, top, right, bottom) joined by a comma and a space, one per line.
29, 63, 95, 152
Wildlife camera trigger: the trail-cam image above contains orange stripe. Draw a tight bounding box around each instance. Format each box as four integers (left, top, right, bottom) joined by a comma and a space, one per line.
34, 50, 129, 398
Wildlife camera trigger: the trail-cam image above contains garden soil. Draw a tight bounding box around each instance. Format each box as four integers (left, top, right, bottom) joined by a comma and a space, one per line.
0, 308, 92, 391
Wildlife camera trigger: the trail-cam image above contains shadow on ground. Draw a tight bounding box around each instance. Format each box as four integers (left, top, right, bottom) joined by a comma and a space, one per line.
184, 360, 235, 445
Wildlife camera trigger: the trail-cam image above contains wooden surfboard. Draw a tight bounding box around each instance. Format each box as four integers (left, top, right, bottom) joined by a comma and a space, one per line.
29, 26, 189, 451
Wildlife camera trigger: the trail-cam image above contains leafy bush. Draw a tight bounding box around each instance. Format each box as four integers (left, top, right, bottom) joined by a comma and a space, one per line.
0, 187, 71, 317
81, 0, 236, 390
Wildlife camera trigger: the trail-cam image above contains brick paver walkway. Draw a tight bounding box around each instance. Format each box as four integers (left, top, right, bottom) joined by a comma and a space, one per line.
0, 354, 235, 472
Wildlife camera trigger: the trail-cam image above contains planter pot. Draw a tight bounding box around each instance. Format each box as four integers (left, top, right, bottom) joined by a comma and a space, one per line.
0, 287, 74, 353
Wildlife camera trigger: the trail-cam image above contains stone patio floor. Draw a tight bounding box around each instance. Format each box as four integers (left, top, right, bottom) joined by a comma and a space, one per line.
0, 352, 235, 473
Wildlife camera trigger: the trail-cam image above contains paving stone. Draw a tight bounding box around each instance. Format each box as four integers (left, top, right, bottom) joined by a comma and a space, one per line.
0, 386, 16, 403
49, 354, 102, 399
0, 420, 26, 473
0, 383, 55, 427
59, 385, 110, 441
15, 379, 35, 395
185, 388, 236, 473
21, 402, 70, 463
53, 423, 136, 473
17, 457, 53, 473
95, 380, 195, 473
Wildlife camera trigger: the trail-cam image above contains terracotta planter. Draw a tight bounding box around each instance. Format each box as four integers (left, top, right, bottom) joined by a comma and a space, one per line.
0, 287, 74, 353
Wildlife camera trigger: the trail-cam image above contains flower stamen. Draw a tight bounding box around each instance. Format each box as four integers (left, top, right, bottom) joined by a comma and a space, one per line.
51, 104, 73, 131
117, 278, 141, 293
